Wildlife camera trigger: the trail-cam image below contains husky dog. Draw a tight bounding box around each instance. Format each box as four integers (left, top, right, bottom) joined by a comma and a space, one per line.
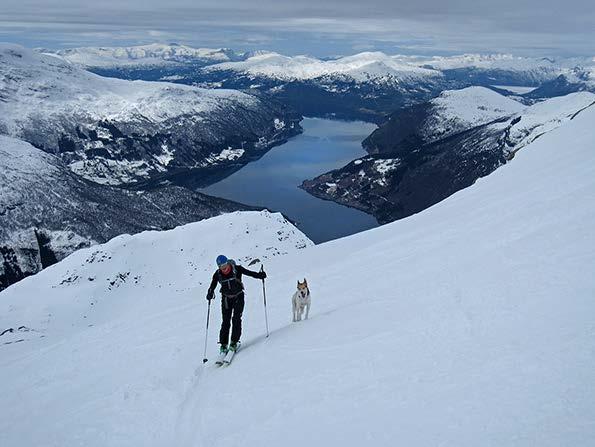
292, 279, 311, 322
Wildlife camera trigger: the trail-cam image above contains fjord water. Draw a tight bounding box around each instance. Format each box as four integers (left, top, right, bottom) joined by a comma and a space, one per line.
201, 118, 379, 243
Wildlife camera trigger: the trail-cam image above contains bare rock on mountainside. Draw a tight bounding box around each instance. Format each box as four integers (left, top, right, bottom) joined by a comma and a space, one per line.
0, 135, 259, 290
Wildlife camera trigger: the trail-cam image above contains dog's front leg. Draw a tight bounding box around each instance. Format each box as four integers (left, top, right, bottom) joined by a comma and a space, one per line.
292, 298, 297, 322
305, 302, 310, 320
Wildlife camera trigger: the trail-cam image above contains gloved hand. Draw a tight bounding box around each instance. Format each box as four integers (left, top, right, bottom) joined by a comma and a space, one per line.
206, 291, 214, 301
258, 271, 267, 279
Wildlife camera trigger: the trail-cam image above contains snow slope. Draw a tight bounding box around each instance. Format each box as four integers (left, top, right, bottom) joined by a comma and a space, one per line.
1, 107, 595, 446
504, 92, 595, 155
420, 86, 525, 142
422, 89, 595, 155
0, 44, 255, 132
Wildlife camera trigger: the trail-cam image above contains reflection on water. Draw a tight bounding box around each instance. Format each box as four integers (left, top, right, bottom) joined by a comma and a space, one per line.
200, 118, 379, 243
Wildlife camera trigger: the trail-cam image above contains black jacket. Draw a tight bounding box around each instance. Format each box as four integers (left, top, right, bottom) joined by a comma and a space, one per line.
208, 264, 263, 297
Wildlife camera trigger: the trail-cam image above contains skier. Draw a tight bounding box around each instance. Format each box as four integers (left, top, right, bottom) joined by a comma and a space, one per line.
206, 255, 266, 359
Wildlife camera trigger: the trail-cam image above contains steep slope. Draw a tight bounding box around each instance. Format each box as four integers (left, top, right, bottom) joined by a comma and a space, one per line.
364, 86, 526, 152
1, 105, 594, 446
302, 89, 595, 223
0, 44, 301, 186
0, 135, 259, 290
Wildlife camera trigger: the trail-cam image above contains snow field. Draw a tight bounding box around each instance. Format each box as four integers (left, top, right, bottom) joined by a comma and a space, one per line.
1, 105, 594, 446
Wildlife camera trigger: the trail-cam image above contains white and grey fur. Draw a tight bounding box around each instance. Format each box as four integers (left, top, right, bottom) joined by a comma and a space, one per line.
292, 279, 311, 322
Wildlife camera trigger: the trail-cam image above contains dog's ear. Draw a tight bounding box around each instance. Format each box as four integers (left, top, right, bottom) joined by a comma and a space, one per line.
297, 280, 301, 286
303, 278, 307, 286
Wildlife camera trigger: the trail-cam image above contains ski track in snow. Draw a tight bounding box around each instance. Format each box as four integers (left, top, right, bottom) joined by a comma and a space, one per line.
174, 363, 206, 446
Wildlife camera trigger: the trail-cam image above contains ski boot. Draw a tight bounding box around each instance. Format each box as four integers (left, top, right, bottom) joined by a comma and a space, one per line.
215, 344, 228, 365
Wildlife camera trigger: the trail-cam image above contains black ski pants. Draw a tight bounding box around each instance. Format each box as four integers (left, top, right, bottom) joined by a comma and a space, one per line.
219, 293, 245, 345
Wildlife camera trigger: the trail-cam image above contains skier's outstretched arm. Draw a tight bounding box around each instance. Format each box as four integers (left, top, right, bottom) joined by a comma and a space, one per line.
238, 265, 266, 279
206, 273, 218, 300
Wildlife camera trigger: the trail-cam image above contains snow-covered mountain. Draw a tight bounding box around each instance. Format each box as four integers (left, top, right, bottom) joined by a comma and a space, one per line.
0, 135, 261, 290
526, 65, 595, 99
193, 51, 581, 120
206, 51, 442, 83
41, 44, 251, 82
302, 88, 595, 223
43, 45, 574, 86
416, 53, 555, 69
195, 51, 450, 121
405, 86, 526, 144
1, 105, 594, 446
0, 44, 301, 186
42, 45, 592, 121
205, 51, 573, 87
45, 43, 245, 68
416, 53, 563, 85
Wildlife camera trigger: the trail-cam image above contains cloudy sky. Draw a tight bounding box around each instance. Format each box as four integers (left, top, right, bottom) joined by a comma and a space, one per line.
1, 0, 593, 56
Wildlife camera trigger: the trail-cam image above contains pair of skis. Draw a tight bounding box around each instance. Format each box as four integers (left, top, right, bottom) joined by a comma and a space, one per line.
203, 265, 266, 366
215, 344, 240, 367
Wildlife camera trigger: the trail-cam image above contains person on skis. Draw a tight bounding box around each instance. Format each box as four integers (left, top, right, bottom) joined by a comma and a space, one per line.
206, 255, 266, 356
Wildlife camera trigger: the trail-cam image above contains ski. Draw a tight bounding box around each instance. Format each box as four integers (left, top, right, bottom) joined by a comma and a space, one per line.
215, 349, 228, 366
222, 343, 240, 366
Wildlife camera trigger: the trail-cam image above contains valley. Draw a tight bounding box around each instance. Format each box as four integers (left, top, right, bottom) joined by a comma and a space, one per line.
3, 42, 595, 288
199, 118, 379, 243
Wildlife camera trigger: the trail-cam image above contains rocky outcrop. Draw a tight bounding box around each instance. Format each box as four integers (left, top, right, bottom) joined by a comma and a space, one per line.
0, 135, 259, 291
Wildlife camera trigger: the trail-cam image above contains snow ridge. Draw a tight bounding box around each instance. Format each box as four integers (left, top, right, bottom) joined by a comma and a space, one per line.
505, 92, 595, 155
421, 86, 526, 142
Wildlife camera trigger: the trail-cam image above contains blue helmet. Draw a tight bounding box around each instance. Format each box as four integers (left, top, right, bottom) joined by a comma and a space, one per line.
216, 255, 228, 266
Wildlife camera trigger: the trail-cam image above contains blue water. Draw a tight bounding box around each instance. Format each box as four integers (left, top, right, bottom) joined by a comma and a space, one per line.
200, 118, 379, 243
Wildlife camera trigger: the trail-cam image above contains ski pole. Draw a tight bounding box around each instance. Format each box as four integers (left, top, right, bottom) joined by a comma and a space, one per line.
261, 265, 270, 338
202, 299, 211, 363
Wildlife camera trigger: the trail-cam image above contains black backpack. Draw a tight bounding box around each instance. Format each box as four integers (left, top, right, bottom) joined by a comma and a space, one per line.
217, 259, 244, 291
